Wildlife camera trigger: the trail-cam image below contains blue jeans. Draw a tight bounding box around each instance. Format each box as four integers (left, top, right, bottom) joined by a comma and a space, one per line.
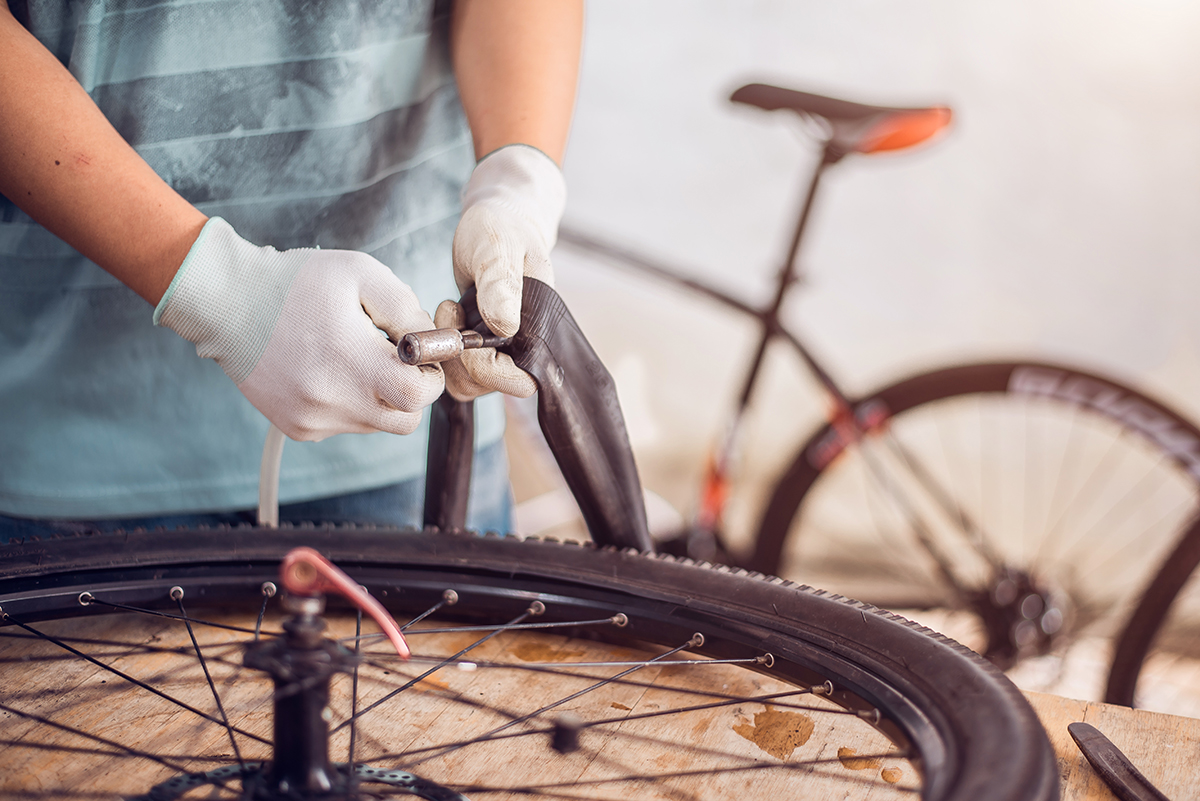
0, 440, 512, 543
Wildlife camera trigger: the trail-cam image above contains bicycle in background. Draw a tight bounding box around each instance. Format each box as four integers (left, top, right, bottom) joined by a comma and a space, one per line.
559, 82, 1200, 708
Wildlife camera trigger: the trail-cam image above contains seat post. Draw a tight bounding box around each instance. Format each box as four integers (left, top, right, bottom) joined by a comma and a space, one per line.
733, 139, 848, 413
776, 140, 841, 292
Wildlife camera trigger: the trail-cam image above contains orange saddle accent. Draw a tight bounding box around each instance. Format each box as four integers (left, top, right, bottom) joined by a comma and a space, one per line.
730, 83, 952, 156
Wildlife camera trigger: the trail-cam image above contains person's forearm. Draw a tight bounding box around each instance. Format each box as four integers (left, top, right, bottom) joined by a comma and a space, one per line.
451, 0, 583, 165
0, 6, 206, 304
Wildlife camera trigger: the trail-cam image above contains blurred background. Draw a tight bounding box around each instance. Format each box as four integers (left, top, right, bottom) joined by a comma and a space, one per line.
508, 1, 1200, 711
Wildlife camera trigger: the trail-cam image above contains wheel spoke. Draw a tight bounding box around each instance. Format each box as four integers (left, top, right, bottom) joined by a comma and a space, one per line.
82, 595, 276, 637
372, 687, 850, 763
856, 437, 975, 596
331, 602, 548, 734
254, 581, 276, 640
174, 589, 247, 770
348, 606, 363, 784
6, 617, 271, 746
346, 615, 629, 643
399, 634, 707, 768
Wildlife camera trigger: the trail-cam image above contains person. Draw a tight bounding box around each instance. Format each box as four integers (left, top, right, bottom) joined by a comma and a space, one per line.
0, 0, 583, 539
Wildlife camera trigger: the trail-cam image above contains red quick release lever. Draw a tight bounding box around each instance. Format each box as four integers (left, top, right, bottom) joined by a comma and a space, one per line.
279, 546, 410, 659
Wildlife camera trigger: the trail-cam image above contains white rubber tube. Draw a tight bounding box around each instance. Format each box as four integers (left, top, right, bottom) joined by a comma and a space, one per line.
257, 423, 286, 527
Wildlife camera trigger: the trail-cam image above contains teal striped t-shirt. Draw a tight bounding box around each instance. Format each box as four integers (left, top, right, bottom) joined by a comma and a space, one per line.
0, 0, 504, 518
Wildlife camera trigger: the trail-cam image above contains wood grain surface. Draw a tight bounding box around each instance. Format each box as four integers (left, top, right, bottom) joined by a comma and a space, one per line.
1025, 690, 1196, 801
9, 605, 1195, 799
1, 609, 917, 799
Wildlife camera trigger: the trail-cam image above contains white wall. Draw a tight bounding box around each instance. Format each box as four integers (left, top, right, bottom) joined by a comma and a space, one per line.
551, 1, 1200, 546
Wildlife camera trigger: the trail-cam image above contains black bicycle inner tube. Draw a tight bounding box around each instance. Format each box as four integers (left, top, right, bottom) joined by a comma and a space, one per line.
444, 277, 652, 551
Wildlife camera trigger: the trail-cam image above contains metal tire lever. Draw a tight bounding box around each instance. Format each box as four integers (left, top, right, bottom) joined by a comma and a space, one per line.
1068, 722, 1170, 801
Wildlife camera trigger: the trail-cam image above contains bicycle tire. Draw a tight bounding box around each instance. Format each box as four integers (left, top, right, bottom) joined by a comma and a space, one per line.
0, 526, 1057, 800
752, 360, 1200, 707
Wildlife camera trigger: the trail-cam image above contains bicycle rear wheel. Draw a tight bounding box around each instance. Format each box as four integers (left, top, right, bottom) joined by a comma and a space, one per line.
753, 361, 1200, 707
0, 527, 1056, 800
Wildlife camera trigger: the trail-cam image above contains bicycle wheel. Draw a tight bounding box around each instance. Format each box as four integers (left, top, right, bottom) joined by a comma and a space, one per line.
0, 526, 1056, 800
752, 361, 1200, 706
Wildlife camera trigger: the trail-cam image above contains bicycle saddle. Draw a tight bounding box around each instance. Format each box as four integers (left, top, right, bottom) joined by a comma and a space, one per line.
424, 278, 654, 552
730, 83, 951, 157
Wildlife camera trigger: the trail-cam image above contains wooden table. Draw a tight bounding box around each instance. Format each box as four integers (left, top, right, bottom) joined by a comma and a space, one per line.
4, 603, 1196, 800
1025, 691, 1197, 800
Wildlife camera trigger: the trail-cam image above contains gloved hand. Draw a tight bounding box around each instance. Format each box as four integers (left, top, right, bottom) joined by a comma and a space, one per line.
154, 217, 445, 441
441, 144, 566, 401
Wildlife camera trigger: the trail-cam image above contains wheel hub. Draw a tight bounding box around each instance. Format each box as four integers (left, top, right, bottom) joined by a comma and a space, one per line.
970, 569, 1066, 670
131, 565, 469, 801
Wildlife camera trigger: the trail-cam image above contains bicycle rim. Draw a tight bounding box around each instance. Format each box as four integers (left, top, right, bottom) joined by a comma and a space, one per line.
753, 361, 1200, 706
0, 527, 1056, 800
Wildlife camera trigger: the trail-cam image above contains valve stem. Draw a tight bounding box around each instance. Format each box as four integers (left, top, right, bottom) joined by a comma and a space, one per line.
398, 329, 513, 365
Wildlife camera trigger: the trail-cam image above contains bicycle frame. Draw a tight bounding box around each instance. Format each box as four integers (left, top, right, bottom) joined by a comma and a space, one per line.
559, 137, 864, 543
558, 135, 1011, 603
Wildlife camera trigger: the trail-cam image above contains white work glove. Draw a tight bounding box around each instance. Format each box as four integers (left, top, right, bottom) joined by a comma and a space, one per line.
154, 217, 444, 441
441, 144, 566, 401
